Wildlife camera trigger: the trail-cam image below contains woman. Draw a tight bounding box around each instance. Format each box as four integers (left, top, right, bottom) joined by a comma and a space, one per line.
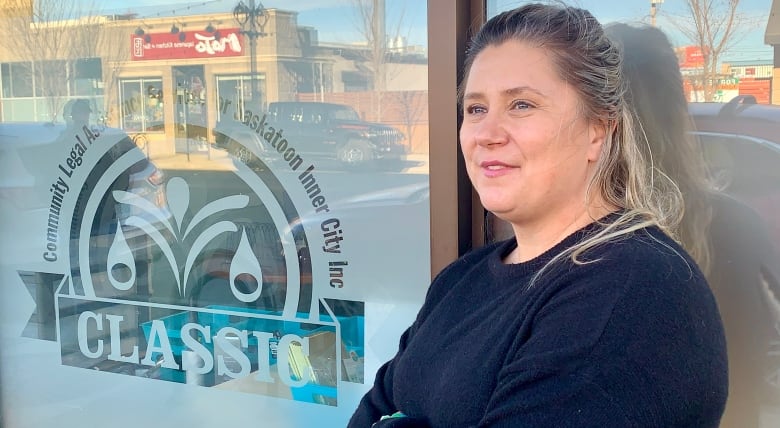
606, 23, 779, 428
349, 4, 727, 427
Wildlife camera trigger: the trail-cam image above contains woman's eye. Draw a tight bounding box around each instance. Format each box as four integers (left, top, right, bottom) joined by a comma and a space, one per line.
465, 104, 487, 115
511, 100, 533, 110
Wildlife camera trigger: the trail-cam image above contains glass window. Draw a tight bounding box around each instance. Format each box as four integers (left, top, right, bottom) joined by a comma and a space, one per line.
34, 60, 69, 98
0, 98, 35, 121
342, 70, 370, 92
119, 78, 164, 132
0, 63, 8, 97
1, 60, 106, 122
0, 1, 431, 426
215, 74, 266, 122
1, 62, 33, 98
71, 58, 104, 97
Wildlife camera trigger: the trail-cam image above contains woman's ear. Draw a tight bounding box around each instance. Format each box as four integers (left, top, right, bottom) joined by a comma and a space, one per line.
586, 120, 610, 162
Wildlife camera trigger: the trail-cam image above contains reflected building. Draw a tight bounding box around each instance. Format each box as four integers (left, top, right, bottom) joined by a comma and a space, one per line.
0, 4, 429, 156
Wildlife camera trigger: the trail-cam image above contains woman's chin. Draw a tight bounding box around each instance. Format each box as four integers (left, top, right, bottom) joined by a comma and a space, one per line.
482, 201, 518, 219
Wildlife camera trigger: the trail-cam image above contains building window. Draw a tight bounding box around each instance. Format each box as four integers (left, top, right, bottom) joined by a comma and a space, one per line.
71, 58, 103, 97
119, 78, 164, 132
34, 59, 69, 98
1, 62, 33, 98
1, 60, 105, 122
342, 70, 370, 92
215, 74, 266, 121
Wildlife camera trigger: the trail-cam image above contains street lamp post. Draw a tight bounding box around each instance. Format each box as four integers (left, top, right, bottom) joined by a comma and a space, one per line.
650, 0, 664, 27
233, 0, 268, 111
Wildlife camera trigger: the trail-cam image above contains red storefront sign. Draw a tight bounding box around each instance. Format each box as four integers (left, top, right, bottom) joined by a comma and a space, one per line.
131, 28, 243, 60
678, 45, 705, 69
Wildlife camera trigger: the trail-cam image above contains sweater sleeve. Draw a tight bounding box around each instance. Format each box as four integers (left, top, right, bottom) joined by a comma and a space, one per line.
347, 256, 469, 428
347, 324, 416, 427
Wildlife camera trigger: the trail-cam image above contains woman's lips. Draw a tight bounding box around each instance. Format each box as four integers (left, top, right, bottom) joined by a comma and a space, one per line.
480, 160, 514, 177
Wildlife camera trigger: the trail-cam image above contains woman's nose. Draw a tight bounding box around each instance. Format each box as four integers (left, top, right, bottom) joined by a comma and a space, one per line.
473, 113, 509, 147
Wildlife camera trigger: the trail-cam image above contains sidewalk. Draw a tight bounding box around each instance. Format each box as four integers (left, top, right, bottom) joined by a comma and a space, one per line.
149, 148, 237, 172
148, 148, 430, 175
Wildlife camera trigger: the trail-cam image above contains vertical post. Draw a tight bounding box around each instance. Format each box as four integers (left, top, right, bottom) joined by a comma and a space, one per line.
428, 0, 475, 275
650, 0, 664, 27
651, 3, 657, 26
248, 0, 259, 106
372, 0, 386, 121
319, 62, 325, 102
235, 1, 266, 113
374, 0, 386, 91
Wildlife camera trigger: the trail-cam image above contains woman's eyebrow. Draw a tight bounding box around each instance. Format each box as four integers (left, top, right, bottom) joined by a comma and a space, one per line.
503, 85, 547, 98
462, 86, 547, 102
461, 91, 484, 103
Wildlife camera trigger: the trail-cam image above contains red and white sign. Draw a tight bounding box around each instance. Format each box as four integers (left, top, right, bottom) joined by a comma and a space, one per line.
678, 45, 705, 69
131, 28, 243, 61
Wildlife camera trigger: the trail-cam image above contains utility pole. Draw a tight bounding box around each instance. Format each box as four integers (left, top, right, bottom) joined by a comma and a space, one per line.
651, 0, 664, 27
233, 0, 268, 109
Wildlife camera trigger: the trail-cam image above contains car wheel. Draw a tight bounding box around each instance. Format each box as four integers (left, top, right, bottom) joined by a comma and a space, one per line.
338, 139, 374, 165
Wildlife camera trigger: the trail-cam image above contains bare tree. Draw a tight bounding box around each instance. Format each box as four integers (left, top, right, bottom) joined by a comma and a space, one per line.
665, 0, 750, 102
350, 0, 410, 120
0, 0, 123, 122
389, 90, 425, 151
352, 0, 387, 92
95, 21, 133, 126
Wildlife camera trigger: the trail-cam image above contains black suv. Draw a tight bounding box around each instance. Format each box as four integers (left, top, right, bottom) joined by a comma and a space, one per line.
214, 101, 407, 167
688, 96, 780, 246
689, 95, 780, 143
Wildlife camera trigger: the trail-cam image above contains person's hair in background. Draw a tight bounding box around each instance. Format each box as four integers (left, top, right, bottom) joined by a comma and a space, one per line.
604, 22, 713, 274
606, 22, 779, 428
62, 99, 75, 124
62, 98, 91, 129
460, 3, 685, 276
70, 99, 92, 125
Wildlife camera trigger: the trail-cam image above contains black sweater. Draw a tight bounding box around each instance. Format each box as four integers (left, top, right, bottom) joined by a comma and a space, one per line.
349, 222, 728, 427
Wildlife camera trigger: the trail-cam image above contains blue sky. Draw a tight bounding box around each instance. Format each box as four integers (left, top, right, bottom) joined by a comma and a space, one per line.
95, 0, 428, 48
490, 0, 773, 62
94, 0, 773, 62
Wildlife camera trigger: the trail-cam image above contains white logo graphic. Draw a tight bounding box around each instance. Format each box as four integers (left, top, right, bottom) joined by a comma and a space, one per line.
112, 177, 255, 300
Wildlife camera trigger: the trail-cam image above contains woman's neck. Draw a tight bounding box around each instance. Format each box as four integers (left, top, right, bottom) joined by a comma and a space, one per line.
504, 205, 615, 264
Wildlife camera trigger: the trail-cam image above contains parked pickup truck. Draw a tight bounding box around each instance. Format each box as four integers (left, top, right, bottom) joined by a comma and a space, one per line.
213, 101, 407, 167
214, 101, 407, 166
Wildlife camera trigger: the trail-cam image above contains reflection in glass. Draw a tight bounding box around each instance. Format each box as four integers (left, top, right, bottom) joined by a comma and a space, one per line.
120, 78, 164, 132
0, 0, 429, 426
216, 74, 267, 122
485, 2, 780, 427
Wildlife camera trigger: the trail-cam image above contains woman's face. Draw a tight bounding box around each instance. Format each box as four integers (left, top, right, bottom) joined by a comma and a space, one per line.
460, 40, 606, 228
